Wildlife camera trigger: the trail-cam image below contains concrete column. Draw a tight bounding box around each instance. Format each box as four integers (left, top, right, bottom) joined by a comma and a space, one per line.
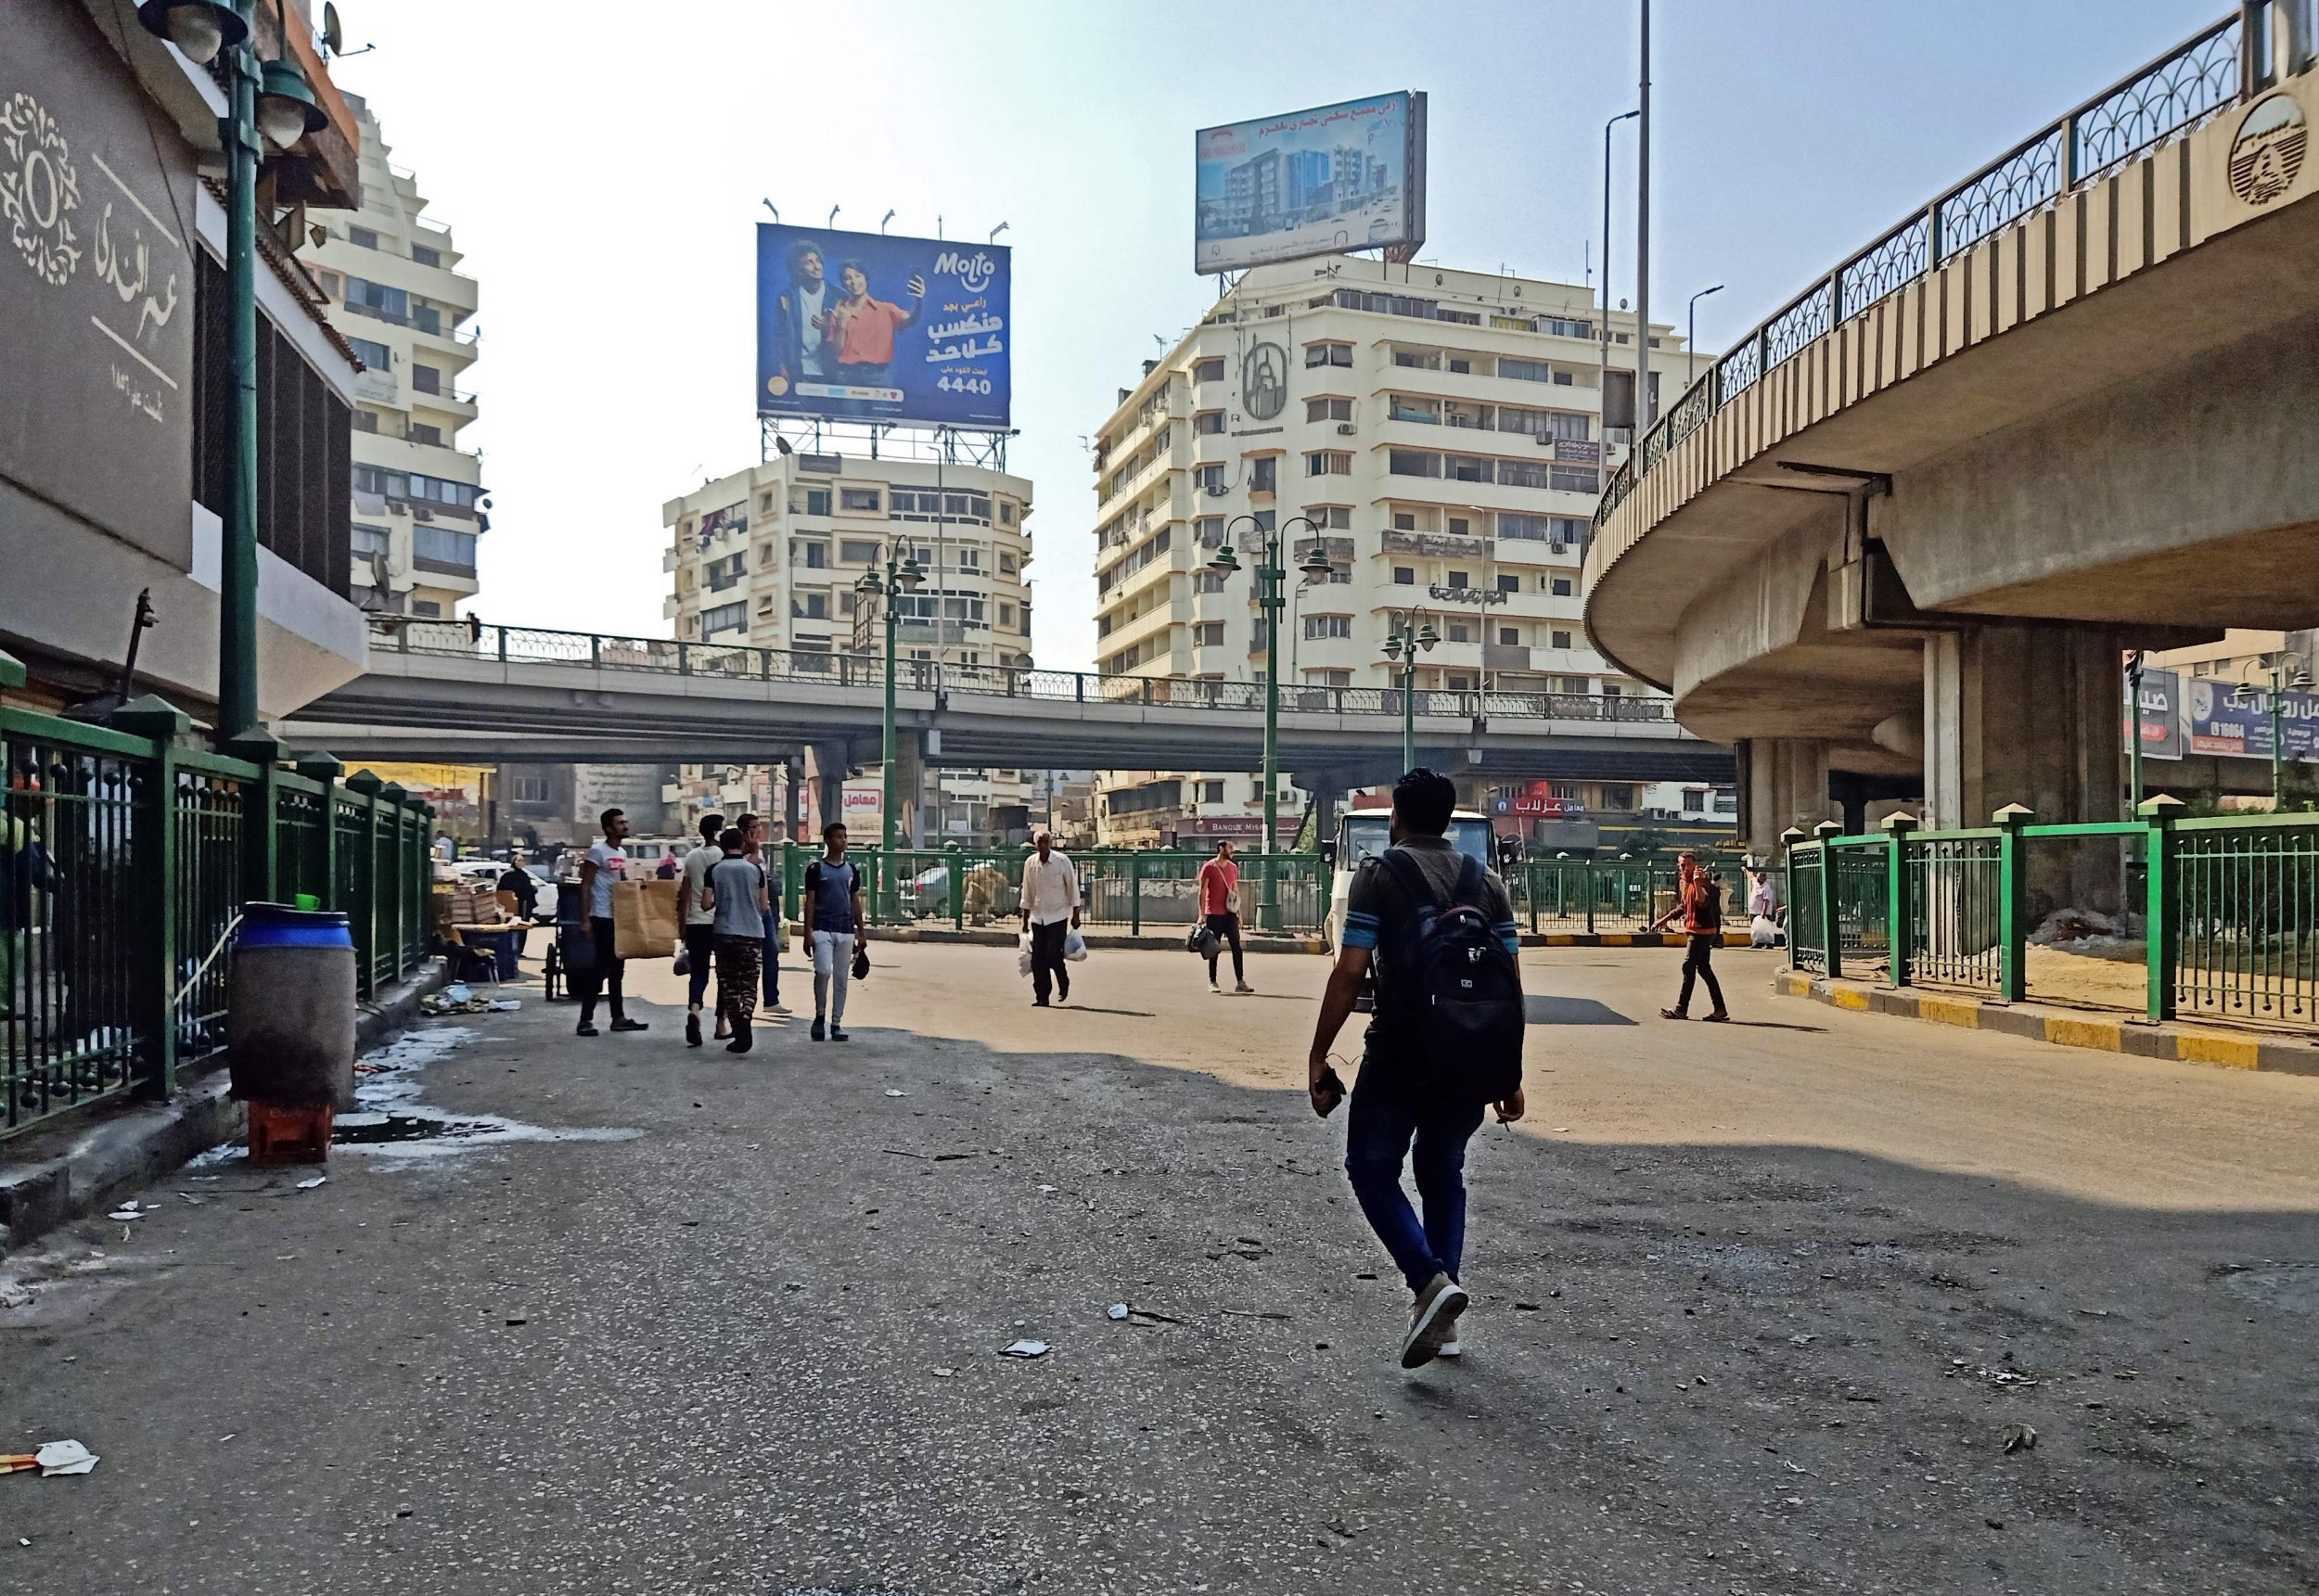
1738, 736, 1833, 857
784, 754, 804, 845
1921, 632, 1965, 830
804, 741, 847, 838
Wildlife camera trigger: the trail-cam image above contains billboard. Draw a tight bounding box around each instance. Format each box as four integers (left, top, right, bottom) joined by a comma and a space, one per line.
2186, 677, 2319, 763
840, 779, 885, 832
2131, 667, 2184, 760
756, 224, 1010, 429
1195, 91, 1427, 273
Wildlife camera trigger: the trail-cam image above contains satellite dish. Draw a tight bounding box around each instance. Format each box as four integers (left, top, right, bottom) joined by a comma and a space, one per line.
323, 2, 344, 56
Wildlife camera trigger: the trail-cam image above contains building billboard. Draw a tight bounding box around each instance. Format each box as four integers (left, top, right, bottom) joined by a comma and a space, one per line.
756, 224, 1010, 429
2186, 677, 2319, 763
1194, 91, 1427, 273
2133, 667, 2184, 760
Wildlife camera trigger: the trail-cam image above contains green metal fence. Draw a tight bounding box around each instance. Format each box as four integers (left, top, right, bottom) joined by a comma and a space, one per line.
1507, 856, 1749, 935
2, 705, 434, 1142
1784, 806, 2319, 1032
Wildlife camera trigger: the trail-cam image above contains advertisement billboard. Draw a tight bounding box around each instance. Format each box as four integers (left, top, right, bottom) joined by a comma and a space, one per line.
840, 780, 885, 832
2186, 677, 2319, 763
2131, 667, 2184, 760
1195, 91, 1427, 273
756, 224, 1010, 429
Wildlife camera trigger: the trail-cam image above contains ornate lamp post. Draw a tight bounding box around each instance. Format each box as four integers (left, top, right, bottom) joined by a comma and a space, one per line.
853, 549, 929, 901
1381, 612, 1441, 773
2230, 653, 2313, 806
1207, 515, 1330, 930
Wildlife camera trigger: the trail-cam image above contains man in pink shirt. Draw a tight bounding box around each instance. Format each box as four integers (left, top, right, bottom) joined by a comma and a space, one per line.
1198, 839, 1251, 994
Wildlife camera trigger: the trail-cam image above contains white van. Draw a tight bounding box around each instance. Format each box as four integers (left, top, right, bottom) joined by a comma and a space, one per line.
1322, 808, 1495, 956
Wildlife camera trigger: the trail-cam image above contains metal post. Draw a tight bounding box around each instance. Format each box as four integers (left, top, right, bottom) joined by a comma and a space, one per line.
1635, 0, 1653, 441
2126, 650, 2146, 816
1813, 819, 1843, 979
1599, 109, 1637, 438
1129, 853, 1143, 936
381, 783, 408, 979
2139, 793, 2183, 1021
1401, 654, 1416, 773
1880, 811, 1916, 988
1260, 528, 1282, 931
347, 770, 382, 997
1993, 803, 2034, 1002
2269, 670, 2286, 806
216, 1, 262, 744
882, 560, 899, 868
1778, 826, 1807, 973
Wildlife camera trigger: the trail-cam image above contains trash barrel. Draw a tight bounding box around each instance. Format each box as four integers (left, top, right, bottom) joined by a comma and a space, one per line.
228, 902, 357, 1113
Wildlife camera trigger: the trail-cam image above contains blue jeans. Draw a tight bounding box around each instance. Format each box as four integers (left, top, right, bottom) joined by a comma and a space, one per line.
761, 908, 782, 1006
1343, 1056, 1487, 1295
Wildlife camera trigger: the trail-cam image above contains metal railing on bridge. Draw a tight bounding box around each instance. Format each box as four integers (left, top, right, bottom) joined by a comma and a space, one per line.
4, 706, 436, 1142
371, 619, 1678, 727
1597, 8, 2251, 532
1785, 806, 2319, 1033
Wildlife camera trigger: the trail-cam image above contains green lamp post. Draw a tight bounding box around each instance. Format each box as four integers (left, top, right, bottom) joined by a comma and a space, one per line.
854, 548, 928, 908
2230, 654, 2313, 807
1382, 612, 1441, 773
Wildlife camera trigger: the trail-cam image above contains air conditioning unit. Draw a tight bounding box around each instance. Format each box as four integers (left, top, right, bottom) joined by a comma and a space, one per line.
1205, 483, 1228, 497
1335, 423, 1357, 436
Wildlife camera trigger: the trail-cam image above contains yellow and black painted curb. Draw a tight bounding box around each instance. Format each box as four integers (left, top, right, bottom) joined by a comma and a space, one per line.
1773, 970, 2319, 1076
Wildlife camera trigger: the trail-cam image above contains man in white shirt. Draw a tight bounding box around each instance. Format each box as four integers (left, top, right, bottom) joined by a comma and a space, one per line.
677, 813, 725, 1048
1019, 831, 1081, 1008
576, 809, 647, 1037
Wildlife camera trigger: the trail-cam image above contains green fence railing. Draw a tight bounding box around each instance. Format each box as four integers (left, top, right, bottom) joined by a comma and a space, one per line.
1783, 804, 2319, 1032
1507, 855, 1749, 935
3, 704, 435, 1142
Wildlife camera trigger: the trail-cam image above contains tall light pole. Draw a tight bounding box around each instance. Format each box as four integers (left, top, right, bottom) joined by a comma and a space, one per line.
854, 547, 928, 902
138, 0, 325, 744
1686, 284, 1723, 388
1599, 109, 1639, 437
1636, 0, 1654, 441
1381, 611, 1441, 773
2126, 649, 2147, 816
1208, 514, 1330, 929
2231, 653, 2313, 807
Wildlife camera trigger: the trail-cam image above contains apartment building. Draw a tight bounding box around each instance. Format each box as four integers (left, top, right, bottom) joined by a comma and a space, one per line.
662, 451, 1037, 841
299, 96, 483, 619
1088, 255, 1687, 843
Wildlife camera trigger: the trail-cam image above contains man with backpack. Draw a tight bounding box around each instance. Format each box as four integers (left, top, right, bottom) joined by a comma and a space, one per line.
1649, 850, 1730, 1022
1305, 768, 1527, 1370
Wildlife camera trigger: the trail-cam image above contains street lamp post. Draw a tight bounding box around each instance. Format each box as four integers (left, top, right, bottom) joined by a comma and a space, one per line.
2231, 653, 2314, 807
2126, 650, 2147, 816
1599, 109, 1639, 437
1208, 514, 1329, 930
1686, 284, 1724, 388
854, 549, 928, 908
1381, 611, 1440, 774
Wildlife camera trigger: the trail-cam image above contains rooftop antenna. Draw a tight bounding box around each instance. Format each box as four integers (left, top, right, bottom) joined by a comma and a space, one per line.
827, 205, 840, 229
319, 2, 371, 56
879, 209, 896, 234
762, 199, 778, 221
989, 222, 1010, 244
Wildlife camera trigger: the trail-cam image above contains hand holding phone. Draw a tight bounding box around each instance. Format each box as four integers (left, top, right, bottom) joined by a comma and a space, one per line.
1309, 1065, 1347, 1118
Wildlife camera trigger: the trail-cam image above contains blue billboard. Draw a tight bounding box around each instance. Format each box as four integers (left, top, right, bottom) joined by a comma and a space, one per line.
2187, 676, 2319, 764
756, 223, 1010, 429
1195, 91, 1427, 273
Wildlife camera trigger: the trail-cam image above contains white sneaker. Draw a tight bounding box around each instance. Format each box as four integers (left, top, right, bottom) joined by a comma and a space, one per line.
766, 1003, 793, 1017
1436, 1337, 1463, 1358
1234, 980, 1254, 994
1208, 980, 1221, 993
1399, 1272, 1468, 1369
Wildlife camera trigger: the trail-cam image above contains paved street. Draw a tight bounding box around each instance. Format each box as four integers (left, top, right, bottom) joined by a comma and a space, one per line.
6, 941, 2317, 1595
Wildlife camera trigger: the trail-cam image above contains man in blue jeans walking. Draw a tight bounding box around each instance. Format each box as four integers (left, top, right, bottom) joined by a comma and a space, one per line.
1306, 768, 1526, 1368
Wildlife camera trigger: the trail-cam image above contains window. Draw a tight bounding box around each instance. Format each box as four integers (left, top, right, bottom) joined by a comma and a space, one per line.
1249, 456, 1277, 493
1684, 788, 1709, 811
998, 603, 1016, 627
1448, 517, 1469, 537
1445, 622, 1472, 643
1552, 578, 1574, 596
793, 488, 831, 517
1195, 570, 1225, 594
1392, 510, 1417, 530
1601, 683, 1624, 698
1447, 570, 1470, 588
1497, 458, 1548, 489
1554, 370, 1574, 385
317, 270, 340, 299
1194, 621, 1224, 647
803, 543, 827, 568
348, 225, 378, 249
1195, 463, 1224, 493
701, 600, 747, 636
1309, 505, 1352, 530
348, 336, 391, 370
1537, 317, 1592, 339
1309, 670, 1353, 688
413, 304, 441, 336
1194, 410, 1224, 435
999, 502, 1017, 524
1305, 451, 1352, 476
511, 776, 549, 804
1551, 630, 1573, 649
1558, 676, 1590, 695
840, 539, 881, 564
343, 276, 408, 320
1548, 466, 1600, 493
757, 594, 776, 615
1393, 349, 1441, 370
1496, 573, 1519, 594
411, 364, 441, 394
1195, 517, 1224, 547
1498, 627, 1520, 646
1304, 614, 1352, 640
1392, 566, 1416, 585
410, 424, 442, 446
1446, 673, 1477, 691
411, 243, 441, 267
352, 409, 378, 433
1499, 512, 1547, 541
839, 488, 881, 512
1194, 357, 1225, 383
1388, 450, 1441, 478
351, 523, 391, 561
411, 599, 441, 618
1446, 356, 1472, 374
999, 550, 1018, 574
791, 593, 828, 620
1306, 396, 1352, 423
1304, 341, 1353, 368
1199, 780, 1225, 805
955, 545, 982, 570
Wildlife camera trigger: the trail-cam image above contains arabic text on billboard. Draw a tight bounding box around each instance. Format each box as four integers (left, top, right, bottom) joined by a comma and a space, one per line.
757, 224, 1010, 429
2130, 667, 2184, 760
1195, 91, 1425, 273
2186, 678, 2319, 764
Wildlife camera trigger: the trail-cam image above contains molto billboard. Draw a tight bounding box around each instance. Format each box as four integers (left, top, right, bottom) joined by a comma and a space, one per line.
1194, 91, 1427, 273
756, 223, 1009, 429
2187, 677, 2319, 763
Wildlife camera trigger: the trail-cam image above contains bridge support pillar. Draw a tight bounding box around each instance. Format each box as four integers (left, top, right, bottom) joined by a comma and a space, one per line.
1737, 737, 1834, 859
805, 741, 848, 838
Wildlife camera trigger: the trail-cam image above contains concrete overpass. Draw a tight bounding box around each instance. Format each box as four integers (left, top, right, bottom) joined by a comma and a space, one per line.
281, 619, 1730, 803
1584, 6, 2319, 858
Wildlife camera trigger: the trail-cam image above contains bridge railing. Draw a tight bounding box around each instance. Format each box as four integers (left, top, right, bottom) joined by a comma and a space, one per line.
1784, 805, 2319, 1034
1598, 8, 2251, 533
371, 619, 1681, 728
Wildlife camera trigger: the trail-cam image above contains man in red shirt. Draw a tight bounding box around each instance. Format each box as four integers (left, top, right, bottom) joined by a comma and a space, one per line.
823, 262, 925, 387
1198, 839, 1251, 994
1649, 850, 1729, 1021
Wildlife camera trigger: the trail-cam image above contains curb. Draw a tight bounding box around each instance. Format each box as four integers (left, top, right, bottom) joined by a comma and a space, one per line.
873, 926, 1328, 955
1771, 969, 2319, 1076
1520, 930, 1754, 949
0, 958, 450, 1251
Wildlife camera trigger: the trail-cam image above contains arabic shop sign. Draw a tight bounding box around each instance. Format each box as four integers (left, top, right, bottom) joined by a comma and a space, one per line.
2187, 676, 2319, 764
1429, 584, 1505, 606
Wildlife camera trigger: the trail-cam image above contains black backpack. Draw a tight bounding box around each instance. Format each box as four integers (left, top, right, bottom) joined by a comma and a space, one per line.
1377, 849, 1526, 1104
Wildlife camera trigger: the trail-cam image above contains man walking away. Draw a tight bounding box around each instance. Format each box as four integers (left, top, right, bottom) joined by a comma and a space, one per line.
1306, 768, 1526, 1369
1198, 839, 1250, 994
739, 813, 791, 1019
700, 826, 767, 1053
801, 822, 865, 1041
678, 813, 724, 1047
1019, 831, 1080, 1007
1650, 851, 1730, 1022
577, 809, 647, 1037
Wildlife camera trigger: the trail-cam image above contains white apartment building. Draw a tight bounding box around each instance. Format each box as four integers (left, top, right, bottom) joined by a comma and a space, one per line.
662, 451, 1037, 841
1088, 255, 1686, 842
299, 95, 483, 619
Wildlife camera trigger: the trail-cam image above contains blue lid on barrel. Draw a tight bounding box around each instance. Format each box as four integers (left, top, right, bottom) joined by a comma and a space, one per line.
238, 901, 355, 949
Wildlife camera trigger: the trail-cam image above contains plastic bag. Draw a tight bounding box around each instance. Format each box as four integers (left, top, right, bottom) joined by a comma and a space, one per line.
1018, 932, 1034, 977
1750, 913, 1779, 949
1064, 928, 1089, 963
672, 944, 691, 977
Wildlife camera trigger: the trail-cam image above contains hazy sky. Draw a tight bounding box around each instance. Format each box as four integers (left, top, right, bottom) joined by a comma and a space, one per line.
330, 0, 2219, 673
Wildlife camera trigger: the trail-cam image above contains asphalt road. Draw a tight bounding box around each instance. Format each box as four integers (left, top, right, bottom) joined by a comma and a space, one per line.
5, 941, 2316, 1594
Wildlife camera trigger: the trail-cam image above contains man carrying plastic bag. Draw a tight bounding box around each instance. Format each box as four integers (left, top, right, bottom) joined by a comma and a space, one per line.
1019, 831, 1080, 1007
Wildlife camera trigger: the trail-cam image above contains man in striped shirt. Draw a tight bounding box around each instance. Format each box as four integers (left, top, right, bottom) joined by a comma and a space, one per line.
1307, 768, 1525, 1368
